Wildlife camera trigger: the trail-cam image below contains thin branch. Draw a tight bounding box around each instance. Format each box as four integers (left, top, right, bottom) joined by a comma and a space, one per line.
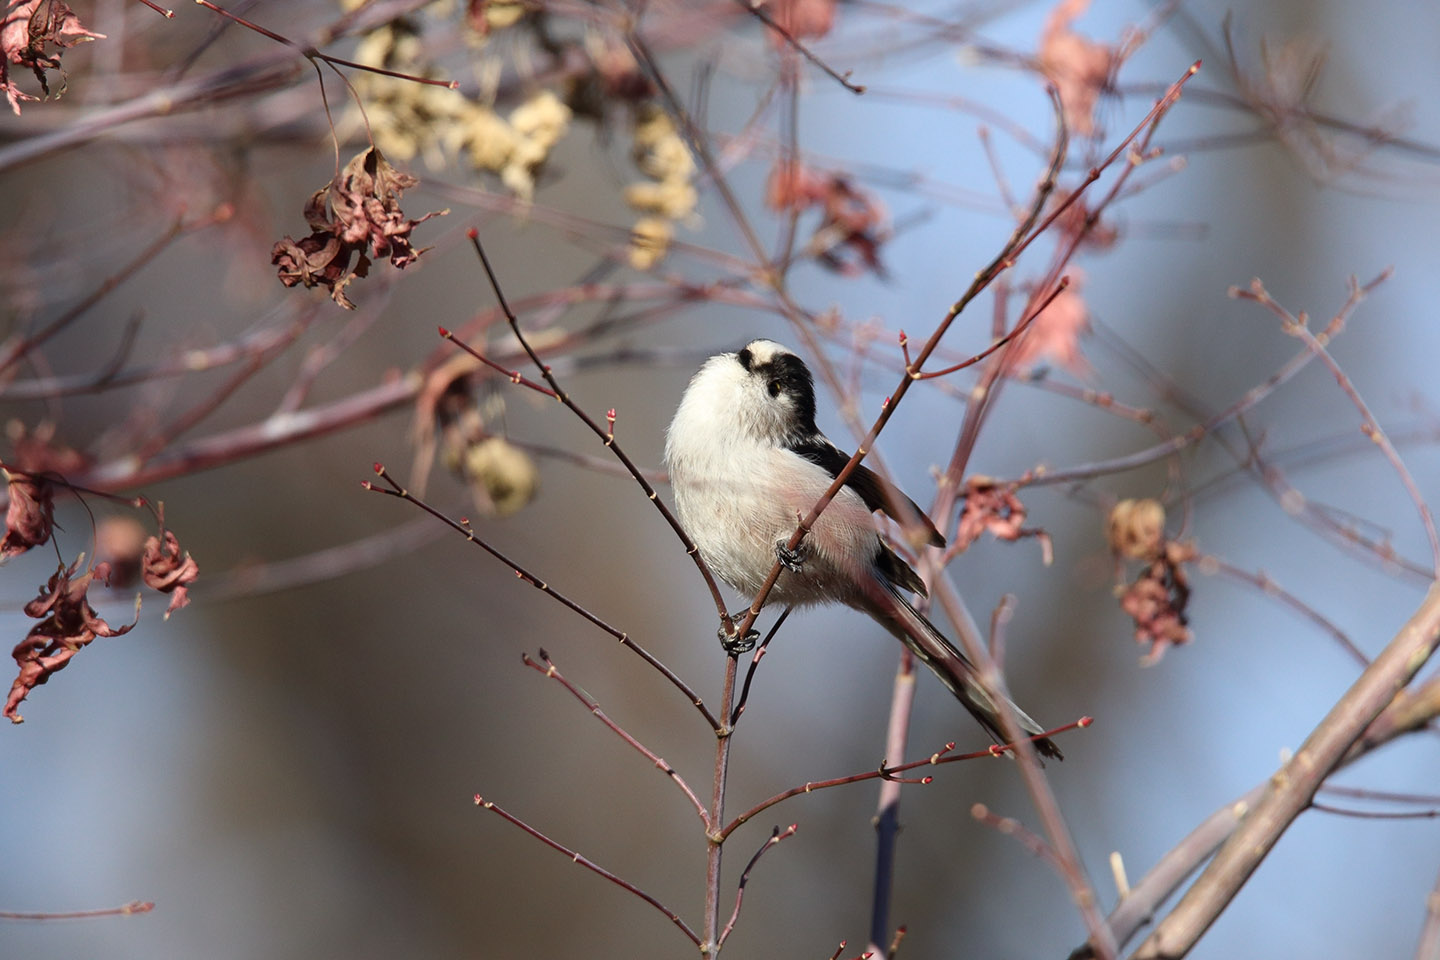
1320, 783, 1440, 806
1232, 275, 1440, 575
730, 0, 865, 93
1013, 269, 1391, 489
193, 1, 458, 89
0, 900, 154, 921
1202, 556, 1368, 666
0, 215, 188, 375
970, 803, 1065, 870
719, 718, 1092, 841
1309, 801, 1437, 820
198, 510, 443, 602
702, 656, 741, 958
866, 648, 917, 956
931, 577, 1116, 959
461, 230, 733, 630
521, 650, 709, 826
730, 606, 793, 726
472, 794, 699, 945
362, 464, 719, 730
717, 823, 798, 946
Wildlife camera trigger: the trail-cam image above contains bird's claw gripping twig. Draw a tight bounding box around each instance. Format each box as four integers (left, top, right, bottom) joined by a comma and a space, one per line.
775, 539, 807, 573
718, 615, 760, 655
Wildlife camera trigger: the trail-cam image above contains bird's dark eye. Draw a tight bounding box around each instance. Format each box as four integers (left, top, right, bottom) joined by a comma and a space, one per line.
767, 379, 782, 397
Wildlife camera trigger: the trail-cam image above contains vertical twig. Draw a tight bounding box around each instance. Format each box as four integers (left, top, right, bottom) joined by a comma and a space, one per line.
1416, 865, 1440, 960
702, 656, 741, 957
866, 649, 916, 956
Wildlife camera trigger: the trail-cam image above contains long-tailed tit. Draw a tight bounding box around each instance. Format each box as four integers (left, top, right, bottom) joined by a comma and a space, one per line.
665, 339, 1061, 759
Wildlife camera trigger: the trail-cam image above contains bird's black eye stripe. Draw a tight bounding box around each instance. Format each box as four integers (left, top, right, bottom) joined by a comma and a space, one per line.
737, 347, 753, 371
758, 352, 817, 434
764, 354, 813, 398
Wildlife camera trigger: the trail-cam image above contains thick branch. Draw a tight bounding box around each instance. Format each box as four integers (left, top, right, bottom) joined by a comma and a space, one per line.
1070, 671, 1440, 960
1132, 584, 1440, 959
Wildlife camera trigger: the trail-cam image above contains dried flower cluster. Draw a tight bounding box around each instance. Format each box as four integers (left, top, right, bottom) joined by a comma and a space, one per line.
420, 367, 540, 518
272, 147, 446, 309
1003, 270, 1091, 377
4, 516, 199, 721
765, 159, 889, 276
1, 420, 86, 560
2, 418, 199, 720
954, 476, 1053, 565
767, 0, 837, 45
1107, 499, 1195, 664
1, 467, 52, 560
1037, 0, 1117, 137
1, 0, 104, 115
5, 558, 136, 723
624, 107, 699, 270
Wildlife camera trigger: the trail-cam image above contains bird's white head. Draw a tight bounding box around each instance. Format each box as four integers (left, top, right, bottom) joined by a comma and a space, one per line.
670, 339, 819, 450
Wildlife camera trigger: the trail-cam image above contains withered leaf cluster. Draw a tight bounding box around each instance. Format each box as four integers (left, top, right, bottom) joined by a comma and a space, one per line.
6, 558, 136, 723
1119, 540, 1196, 665
1, 0, 104, 115
142, 528, 199, 618
272, 147, 446, 310
954, 476, 1054, 564
765, 161, 889, 277
1107, 499, 1195, 664
1, 469, 52, 560
1, 421, 89, 560
3, 524, 199, 722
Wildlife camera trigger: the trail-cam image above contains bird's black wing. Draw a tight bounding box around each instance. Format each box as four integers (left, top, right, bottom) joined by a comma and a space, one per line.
788, 436, 946, 549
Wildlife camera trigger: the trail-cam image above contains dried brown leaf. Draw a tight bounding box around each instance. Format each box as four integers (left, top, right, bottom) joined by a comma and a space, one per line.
6, 557, 137, 723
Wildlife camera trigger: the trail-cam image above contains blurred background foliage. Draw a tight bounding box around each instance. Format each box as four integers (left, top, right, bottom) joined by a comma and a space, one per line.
2, 0, 1439, 957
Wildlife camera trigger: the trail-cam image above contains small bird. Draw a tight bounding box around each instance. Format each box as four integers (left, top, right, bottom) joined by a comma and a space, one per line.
665, 339, 1061, 760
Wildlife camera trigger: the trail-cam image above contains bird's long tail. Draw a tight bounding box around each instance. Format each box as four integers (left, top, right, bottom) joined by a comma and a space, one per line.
868, 582, 1063, 761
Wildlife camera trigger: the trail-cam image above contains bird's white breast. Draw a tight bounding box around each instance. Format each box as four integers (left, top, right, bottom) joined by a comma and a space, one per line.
666, 364, 879, 607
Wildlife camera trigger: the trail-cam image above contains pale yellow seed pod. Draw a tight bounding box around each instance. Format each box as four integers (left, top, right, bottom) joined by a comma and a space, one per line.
1107, 498, 1166, 559
464, 437, 539, 517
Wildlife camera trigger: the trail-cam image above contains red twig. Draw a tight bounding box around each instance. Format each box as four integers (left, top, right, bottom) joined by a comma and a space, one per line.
522, 649, 709, 825
1232, 274, 1440, 576
462, 230, 733, 631
193, 1, 458, 88
473, 794, 699, 945
730, 606, 793, 726
719, 718, 1092, 841
362, 464, 719, 730
0, 900, 154, 920
133, 0, 174, 18
717, 823, 798, 946
970, 803, 1065, 870
437, 329, 557, 397
730, 0, 865, 94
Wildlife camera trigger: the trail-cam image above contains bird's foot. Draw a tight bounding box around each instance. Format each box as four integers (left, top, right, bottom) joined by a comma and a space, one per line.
774, 539, 808, 573
718, 615, 760, 655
